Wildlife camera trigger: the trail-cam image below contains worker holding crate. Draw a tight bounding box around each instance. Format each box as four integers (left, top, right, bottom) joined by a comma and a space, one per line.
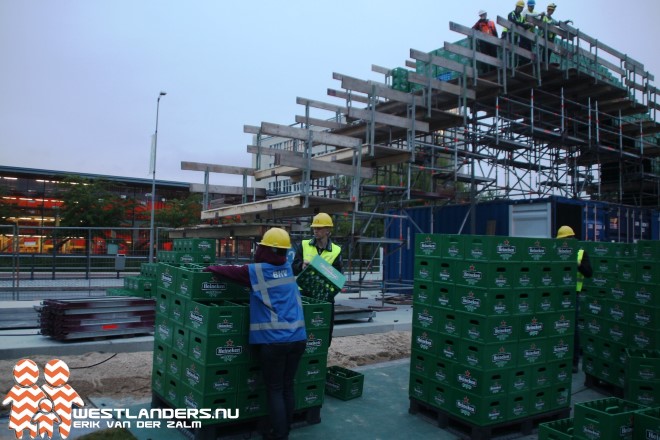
293, 212, 343, 346
205, 227, 306, 440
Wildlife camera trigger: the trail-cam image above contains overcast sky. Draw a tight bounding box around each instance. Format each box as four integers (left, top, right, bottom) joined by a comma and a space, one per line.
1, 0, 658, 187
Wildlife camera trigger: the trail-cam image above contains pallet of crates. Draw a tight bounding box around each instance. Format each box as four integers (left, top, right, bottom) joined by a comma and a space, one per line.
409, 234, 574, 439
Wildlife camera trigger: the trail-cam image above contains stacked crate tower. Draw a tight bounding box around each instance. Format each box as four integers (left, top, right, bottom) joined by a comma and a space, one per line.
410, 234, 577, 431
151, 238, 332, 432
579, 239, 660, 407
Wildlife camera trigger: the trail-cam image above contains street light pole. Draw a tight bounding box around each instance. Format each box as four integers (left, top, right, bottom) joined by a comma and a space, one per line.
148, 91, 167, 263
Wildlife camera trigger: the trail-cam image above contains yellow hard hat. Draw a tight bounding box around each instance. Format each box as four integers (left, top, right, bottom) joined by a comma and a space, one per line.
556, 225, 576, 239
259, 227, 291, 249
311, 213, 334, 228
516, 0, 525, 7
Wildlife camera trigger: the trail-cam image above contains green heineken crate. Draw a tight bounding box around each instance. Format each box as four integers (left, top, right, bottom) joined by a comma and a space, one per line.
546, 311, 575, 338
617, 261, 636, 283
520, 237, 555, 262
155, 288, 171, 316
454, 287, 514, 316
460, 341, 517, 370
518, 340, 548, 366
625, 348, 660, 382
508, 390, 531, 421
297, 380, 326, 408
412, 304, 440, 332
553, 238, 579, 262
296, 255, 346, 301
179, 384, 238, 425
604, 299, 628, 323
166, 349, 183, 379
164, 376, 181, 408
170, 295, 186, 324
438, 335, 462, 363
181, 357, 242, 395
178, 267, 251, 301
454, 260, 491, 288
573, 397, 647, 440
156, 263, 179, 292
154, 314, 173, 347
188, 330, 250, 365
171, 324, 189, 356
141, 262, 159, 278
450, 387, 507, 425
530, 388, 553, 415
584, 316, 607, 338
464, 235, 522, 262
409, 372, 429, 402
105, 287, 136, 297
609, 281, 631, 302
440, 234, 465, 260
412, 326, 439, 353
550, 360, 572, 385
410, 350, 435, 379
513, 265, 536, 288
414, 233, 442, 257
153, 342, 168, 371
151, 366, 166, 396
295, 354, 327, 384
413, 282, 436, 307
428, 357, 454, 386
302, 297, 332, 330
124, 275, 154, 293
508, 366, 532, 392
629, 325, 660, 350
586, 272, 616, 289
546, 336, 574, 362
460, 312, 519, 343
304, 329, 331, 356
239, 362, 265, 393
624, 380, 659, 408
631, 283, 655, 305
538, 417, 574, 440
413, 257, 437, 282
158, 250, 213, 265
550, 385, 571, 410
606, 321, 629, 344
513, 289, 536, 314
435, 283, 454, 310
453, 365, 507, 395
427, 383, 452, 411
436, 260, 457, 284
536, 288, 575, 313
437, 310, 460, 337
531, 364, 553, 390
633, 407, 660, 440
326, 366, 364, 400
630, 304, 660, 329
236, 390, 268, 419
173, 238, 217, 255
184, 300, 245, 335
637, 240, 660, 262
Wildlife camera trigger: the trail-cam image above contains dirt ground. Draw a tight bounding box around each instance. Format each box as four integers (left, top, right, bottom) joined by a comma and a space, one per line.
0, 331, 412, 407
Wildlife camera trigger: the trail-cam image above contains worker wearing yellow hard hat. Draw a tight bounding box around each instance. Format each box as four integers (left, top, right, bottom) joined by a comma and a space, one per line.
204, 227, 307, 440
501, 0, 530, 50
556, 225, 593, 373
293, 212, 343, 345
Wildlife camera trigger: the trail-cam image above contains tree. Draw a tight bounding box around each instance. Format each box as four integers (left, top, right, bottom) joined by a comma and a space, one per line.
57, 176, 127, 227
155, 193, 203, 228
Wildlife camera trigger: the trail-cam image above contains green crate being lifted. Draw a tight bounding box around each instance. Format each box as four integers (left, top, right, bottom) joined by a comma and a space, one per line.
296, 255, 346, 301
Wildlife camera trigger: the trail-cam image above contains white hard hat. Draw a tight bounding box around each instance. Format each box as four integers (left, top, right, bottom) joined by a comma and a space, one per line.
478, 10, 487, 16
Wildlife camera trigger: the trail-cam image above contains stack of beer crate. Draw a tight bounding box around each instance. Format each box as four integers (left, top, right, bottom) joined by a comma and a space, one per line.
409, 233, 576, 432
579, 239, 660, 407
107, 262, 160, 298
152, 238, 332, 430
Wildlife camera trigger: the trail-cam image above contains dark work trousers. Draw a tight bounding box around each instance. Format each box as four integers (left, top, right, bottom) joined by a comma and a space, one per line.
574, 292, 581, 369
258, 340, 307, 440
329, 300, 335, 347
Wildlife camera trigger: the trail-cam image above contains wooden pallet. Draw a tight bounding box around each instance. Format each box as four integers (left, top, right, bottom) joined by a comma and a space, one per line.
152, 392, 321, 440
409, 397, 570, 440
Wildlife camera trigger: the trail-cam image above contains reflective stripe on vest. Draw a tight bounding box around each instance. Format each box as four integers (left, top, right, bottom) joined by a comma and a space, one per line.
576, 248, 585, 292
302, 239, 341, 265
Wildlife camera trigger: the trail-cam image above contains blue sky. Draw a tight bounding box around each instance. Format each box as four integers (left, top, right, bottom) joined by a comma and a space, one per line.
1, 0, 658, 187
